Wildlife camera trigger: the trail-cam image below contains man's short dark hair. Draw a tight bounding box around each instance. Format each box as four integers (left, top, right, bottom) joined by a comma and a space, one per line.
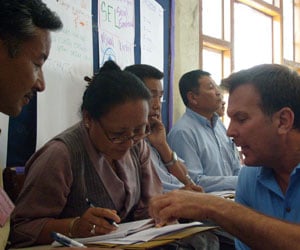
179, 70, 210, 106
222, 64, 300, 130
124, 64, 164, 82
0, 0, 63, 57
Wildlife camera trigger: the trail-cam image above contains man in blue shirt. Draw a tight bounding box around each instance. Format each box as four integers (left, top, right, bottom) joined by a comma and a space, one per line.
124, 64, 203, 192
167, 69, 241, 192
149, 64, 300, 250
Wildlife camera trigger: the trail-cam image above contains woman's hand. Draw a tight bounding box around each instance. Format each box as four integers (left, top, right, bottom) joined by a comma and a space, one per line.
73, 207, 121, 237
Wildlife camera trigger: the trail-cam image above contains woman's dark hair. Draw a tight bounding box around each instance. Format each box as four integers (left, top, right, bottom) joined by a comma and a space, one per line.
81, 60, 151, 120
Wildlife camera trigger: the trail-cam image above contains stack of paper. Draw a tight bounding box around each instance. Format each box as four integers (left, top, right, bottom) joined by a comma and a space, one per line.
52, 219, 204, 246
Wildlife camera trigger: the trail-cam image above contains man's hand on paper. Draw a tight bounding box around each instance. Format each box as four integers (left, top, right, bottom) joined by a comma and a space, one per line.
153, 218, 178, 228
149, 189, 222, 226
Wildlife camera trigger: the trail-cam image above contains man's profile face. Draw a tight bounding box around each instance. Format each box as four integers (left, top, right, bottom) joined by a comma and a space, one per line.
190, 76, 221, 116
0, 28, 51, 116
227, 84, 278, 166
143, 77, 164, 122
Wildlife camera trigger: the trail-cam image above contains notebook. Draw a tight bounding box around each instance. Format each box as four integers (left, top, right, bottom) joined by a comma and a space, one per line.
52, 219, 204, 246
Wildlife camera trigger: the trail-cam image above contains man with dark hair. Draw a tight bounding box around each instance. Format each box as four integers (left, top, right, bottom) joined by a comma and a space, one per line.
167, 69, 241, 192
0, 1, 62, 248
125, 63, 218, 250
0, 0, 62, 116
150, 64, 300, 250
125, 64, 202, 192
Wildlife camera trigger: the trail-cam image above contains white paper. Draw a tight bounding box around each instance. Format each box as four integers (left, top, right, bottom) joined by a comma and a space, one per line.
94, 221, 203, 245
37, 0, 93, 149
98, 0, 135, 68
77, 219, 154, 244
140, 0, 164, 72
53, 219, 203, 246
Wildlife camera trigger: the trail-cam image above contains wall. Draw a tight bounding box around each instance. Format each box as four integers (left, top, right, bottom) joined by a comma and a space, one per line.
172, 0, 200, 123
4, 0, 171, 167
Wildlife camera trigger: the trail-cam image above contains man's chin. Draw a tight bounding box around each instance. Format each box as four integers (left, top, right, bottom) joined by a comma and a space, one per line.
149, 114, 160, 120
5, 105, 23, 117
243, 157, 259, 166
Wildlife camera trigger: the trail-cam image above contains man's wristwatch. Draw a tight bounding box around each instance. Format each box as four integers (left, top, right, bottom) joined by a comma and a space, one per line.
165, 151, 178, 168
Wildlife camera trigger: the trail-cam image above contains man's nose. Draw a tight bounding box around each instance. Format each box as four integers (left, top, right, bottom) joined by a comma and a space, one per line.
35, 69, 46, 92
151, 96, 161, 108
226, 122, 235, 138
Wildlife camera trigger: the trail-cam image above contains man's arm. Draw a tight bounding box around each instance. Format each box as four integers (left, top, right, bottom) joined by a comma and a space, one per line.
149, 190, 300, 250
167, 129, 237, 192
147, 117, 199, 187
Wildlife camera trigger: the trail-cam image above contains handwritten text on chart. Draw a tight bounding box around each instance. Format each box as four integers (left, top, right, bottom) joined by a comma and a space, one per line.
100, 0, 134, 29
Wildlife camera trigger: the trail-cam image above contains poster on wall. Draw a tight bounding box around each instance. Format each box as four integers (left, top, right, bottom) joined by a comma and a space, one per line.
98, 0, 135, 69
37, 0, 93, 149
140, 0, 164, 72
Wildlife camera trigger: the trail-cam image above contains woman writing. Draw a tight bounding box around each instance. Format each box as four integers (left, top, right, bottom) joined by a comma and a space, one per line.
10, 61, 162, 247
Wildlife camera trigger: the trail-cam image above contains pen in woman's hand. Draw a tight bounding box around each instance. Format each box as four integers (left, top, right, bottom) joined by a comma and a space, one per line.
85, 198, 119, 228
85, 198, 95, 208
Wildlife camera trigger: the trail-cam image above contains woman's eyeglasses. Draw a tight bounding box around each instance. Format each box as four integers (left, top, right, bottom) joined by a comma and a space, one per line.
98, 121, 151, 144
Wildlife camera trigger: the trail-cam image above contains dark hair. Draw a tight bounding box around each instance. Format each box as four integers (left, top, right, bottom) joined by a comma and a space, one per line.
179, 70, 211, 106
124, 64, 164, 82
0, 0, 63, 57
81, 61, 151, 120
221, 64, 300, 129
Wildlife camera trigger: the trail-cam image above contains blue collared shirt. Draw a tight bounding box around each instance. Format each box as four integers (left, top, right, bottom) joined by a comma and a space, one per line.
235, 164, 300, 250
147, 141, 184, 192
167, 108, 241, 192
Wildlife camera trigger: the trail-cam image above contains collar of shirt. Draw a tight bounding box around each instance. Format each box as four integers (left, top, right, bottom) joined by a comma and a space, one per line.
257, 163, 300, 198
186, 108, 219, 128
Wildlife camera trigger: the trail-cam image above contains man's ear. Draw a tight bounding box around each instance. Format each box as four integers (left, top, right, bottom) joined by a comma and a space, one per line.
82, 110, 92, 128
187, 91, 197, 105
275, 107, 294, 134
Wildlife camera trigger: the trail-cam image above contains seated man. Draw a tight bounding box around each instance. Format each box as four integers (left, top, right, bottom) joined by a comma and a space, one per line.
167, 69, 241, 192
216, 92, 226, 118
125, 64, 202, 192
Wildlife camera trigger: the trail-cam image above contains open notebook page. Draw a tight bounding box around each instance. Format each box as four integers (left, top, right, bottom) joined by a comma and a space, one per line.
91, 221, 203, 245
52, 218, 154, 246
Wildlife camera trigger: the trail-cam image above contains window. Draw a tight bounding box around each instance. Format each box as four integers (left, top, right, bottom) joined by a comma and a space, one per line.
200, 0, 300, 127
283, 0, 300, 72
203, 47, 223, 84
202, 0, 231, 84
202, 0, 223, 39
173, 0, 300, 124
234, 2, 273, 71
201, 0, 300, 75
283, 0, 294, 61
